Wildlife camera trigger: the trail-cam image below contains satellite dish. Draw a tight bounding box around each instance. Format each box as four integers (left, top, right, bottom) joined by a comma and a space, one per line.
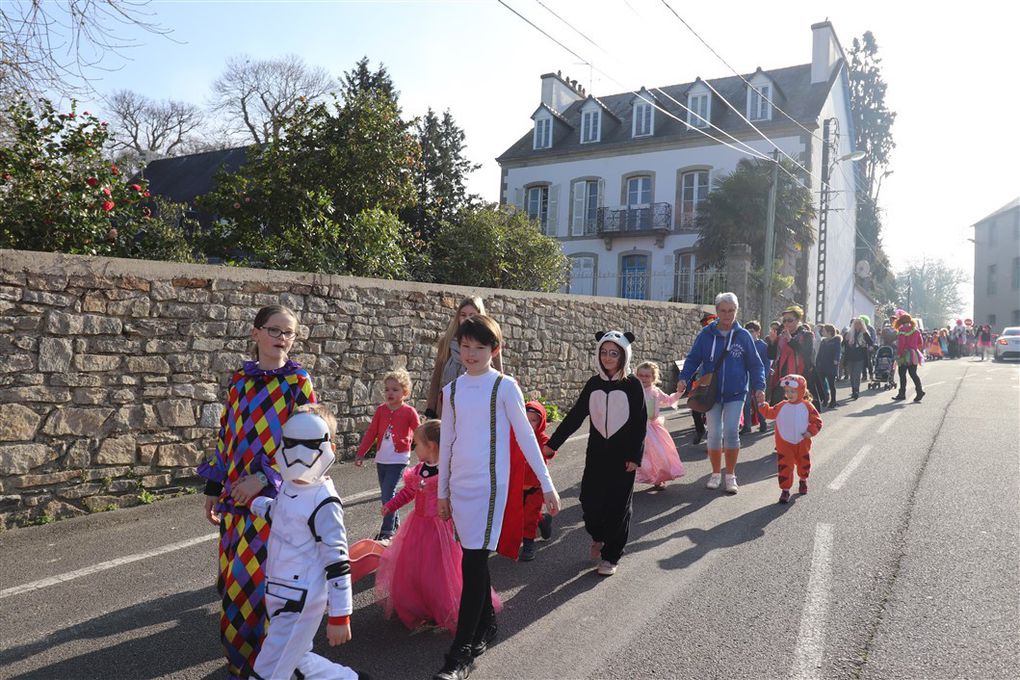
855, 260, 872, 278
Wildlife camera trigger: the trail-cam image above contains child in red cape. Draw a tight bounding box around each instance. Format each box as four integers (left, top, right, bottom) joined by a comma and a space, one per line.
757, 374, 822, 504
513, 401, 555, 561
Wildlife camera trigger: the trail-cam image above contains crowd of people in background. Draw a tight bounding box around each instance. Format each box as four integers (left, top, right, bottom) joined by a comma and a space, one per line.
921, 319, 996, 362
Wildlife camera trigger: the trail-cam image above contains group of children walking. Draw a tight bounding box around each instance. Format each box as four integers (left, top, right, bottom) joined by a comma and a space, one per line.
198, 299, 822, 680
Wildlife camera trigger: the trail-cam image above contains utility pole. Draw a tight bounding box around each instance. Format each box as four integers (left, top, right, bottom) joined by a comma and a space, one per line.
816, 119, 834, 325
762, 149, 780, 324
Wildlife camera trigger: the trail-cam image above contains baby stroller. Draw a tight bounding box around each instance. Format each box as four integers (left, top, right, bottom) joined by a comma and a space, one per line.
869, 346, 897, 390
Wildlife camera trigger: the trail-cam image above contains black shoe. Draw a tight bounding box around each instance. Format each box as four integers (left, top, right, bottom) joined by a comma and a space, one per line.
851, 393, 859, 400
538, 512, 553, 540
758, 424, 768, 433
913, 390, 925, 403
470, 620, 498, 658
434, 647, 475, 680
519, 538, 536, 562
693, 431, 704, 445
891, 393, 906, 401
739, 427, 751, 435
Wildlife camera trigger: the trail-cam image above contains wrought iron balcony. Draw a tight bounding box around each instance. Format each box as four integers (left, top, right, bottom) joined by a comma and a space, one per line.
597, 202, 673, 235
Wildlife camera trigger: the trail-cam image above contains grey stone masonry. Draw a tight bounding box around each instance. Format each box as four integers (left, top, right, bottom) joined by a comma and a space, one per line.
0, 249, 710, 528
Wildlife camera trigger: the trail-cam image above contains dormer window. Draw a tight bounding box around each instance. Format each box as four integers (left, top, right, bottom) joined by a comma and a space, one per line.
533, 116, 551, 149
748, 82, 772, 121
581, 109, 601, 143
633, 100, 653, 137
687, 92, 710, 128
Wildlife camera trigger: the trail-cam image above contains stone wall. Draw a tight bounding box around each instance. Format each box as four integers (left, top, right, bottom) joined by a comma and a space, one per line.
0, 249, 709, 528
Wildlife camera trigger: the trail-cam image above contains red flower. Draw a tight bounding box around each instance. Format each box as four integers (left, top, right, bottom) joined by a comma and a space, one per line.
102, 187, 112, 196
2, 174, 11, 181
86, 177, 98, 187
130, 183, 142, 192
233, 202, 241, 209
143, 191, 151, 197
102, 200, 115, 212
110, 165, 120, 176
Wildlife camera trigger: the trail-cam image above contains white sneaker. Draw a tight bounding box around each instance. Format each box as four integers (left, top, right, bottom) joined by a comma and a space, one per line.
596, 560, 617, 576
725, 474, 739, 494
706, 473, 722, 490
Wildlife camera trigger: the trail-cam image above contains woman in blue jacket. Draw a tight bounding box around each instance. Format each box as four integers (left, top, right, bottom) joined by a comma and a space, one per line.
677, 292, 766, 494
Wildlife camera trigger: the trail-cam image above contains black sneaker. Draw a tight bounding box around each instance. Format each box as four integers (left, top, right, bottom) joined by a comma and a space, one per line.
913, 390, 925, 403
538, 512, 553, 540
434, 647, 475, 680
891, 393, 906, 401
470, 621, 498, 658
519, 538, 536, 562
693, 431, 704, 445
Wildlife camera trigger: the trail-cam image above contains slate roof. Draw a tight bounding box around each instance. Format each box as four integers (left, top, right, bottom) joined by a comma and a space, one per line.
497, 63, 836, 163
973, 197, 1019, 225
139, 146, 251, 206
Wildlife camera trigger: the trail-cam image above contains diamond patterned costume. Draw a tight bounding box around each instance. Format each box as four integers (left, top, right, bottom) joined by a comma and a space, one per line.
197, 359, 315, 679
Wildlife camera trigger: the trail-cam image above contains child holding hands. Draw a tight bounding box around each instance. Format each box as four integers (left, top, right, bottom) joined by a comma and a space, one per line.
756, 374, 822, 504
356, 368, 421, 541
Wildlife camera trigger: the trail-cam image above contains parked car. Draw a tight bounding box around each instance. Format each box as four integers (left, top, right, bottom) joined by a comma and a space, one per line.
994, 327, 1020, 361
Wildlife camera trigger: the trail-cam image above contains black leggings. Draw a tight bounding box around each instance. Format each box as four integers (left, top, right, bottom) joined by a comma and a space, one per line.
818, 369, 838, 404
452, 548, 494, 650
897, 364, 922, 395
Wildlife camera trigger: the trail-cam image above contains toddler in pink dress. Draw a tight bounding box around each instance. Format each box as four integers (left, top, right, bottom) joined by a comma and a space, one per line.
634, 362, 686, 489
375, 420, 501, 633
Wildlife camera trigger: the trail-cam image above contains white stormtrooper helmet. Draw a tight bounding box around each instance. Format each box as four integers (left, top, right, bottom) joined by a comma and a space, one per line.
279, 411, 335, 484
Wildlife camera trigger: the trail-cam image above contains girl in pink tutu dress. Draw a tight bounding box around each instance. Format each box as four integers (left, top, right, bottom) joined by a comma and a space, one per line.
375, 420, 501, 634
634, 361, 686, 490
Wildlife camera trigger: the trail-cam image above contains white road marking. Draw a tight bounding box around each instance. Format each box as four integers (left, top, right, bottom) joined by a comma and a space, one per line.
790, 522, 835, 680
828, 445, 873, 491
876, 412, 901, 434
924, 381, 946, 387
0, 533, 217, 600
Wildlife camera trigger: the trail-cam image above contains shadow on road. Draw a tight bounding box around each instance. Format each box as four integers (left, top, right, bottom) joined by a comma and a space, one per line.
3, 586, 221, 680
844, 399, 909, 418
655, 503, 793, 572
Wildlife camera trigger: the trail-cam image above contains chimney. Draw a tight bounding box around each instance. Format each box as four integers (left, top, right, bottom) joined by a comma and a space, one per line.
541, 72, 584, 114
811, 21, 841, 84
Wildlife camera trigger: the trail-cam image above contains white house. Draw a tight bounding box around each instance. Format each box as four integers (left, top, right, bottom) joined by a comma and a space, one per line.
497, 21, 860, 325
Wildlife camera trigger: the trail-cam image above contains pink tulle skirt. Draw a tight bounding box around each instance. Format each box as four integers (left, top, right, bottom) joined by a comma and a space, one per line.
636, 417, 686, 485
375, 511, 501, 634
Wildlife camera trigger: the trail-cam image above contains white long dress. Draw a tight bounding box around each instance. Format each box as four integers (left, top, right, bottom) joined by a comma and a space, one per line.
438, 368, 554, 551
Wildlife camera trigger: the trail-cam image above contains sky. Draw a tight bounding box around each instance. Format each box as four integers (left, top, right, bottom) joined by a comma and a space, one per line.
65, 0, 1019, 315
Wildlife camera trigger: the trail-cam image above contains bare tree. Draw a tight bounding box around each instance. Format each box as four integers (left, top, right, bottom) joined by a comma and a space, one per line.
0, 1, 171, 104
210, 54, 335, 144
106, 89, 205, 168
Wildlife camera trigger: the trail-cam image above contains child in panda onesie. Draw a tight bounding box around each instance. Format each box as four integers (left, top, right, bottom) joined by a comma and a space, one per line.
249, 404, 359, 680
545, 331, 647, 576
756, 374, 822, 504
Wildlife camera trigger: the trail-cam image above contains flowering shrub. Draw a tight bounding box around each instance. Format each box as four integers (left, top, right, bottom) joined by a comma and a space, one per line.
0, 99, 195, 261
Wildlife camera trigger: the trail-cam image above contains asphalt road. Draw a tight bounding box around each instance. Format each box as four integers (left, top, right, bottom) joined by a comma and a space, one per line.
1, 357, 1017, 680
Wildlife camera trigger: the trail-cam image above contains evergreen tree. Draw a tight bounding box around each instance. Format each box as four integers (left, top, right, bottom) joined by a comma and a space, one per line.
340, 57, 399, 105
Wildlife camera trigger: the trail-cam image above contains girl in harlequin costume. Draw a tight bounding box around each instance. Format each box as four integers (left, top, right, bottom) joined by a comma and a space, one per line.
634, 361, 685, 490
545, 331, 647, 577
433, 315, 560, 680
756, 374, 822, 504
197, 305, 316, 680
892, 313, 925, 402
376, 420, 501, 633
249, 404, 358, 680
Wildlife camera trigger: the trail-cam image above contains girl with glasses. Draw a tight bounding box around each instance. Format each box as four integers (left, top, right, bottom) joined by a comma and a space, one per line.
197, 304, 317, 679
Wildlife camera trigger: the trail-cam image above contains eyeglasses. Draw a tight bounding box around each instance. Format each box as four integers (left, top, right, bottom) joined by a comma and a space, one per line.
282, 433, 330, 449
782, 317, 798, 324
260, 326, 296, 339
599, 349, 622, 358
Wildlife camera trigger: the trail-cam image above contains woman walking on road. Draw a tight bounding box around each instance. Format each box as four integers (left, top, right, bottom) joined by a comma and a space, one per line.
677, 293, 766, 495
843, 318, 875, 400
892, 313, 925, 402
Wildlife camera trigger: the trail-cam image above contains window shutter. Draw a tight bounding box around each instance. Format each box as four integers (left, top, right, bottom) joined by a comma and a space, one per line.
547, 184, 560, 236
513, 188, 524, 210
571, 181, 585, 236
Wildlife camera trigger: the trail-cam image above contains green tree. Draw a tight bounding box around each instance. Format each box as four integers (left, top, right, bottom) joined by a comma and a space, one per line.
695, 158, 816, 270
403, 108, 480, 249
431, 204, 568, 292
0, 98, 192, 261
340, 57, 399, 104
849, 31, 897, 298
198, 76, 420, 276
895, 259, 967, 328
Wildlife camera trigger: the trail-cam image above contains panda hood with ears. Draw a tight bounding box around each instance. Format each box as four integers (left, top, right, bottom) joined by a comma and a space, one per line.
595, 330, 635, 381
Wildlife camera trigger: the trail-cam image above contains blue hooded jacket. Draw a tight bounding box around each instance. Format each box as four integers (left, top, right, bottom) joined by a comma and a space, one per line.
678, 320, 766, 403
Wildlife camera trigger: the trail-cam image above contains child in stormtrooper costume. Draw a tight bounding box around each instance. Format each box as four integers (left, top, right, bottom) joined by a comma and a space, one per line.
249, 405, 359, 680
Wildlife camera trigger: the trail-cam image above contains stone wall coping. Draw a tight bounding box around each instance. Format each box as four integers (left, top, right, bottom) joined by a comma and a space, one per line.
1, 249, 713, 314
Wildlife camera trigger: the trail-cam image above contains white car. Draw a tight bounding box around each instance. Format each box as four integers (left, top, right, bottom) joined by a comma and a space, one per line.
994, 327, 1020, 361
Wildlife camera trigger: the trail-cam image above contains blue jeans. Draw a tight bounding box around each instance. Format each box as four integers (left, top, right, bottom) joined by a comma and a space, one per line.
377, 462, 405, 538
706, 399, 743, 450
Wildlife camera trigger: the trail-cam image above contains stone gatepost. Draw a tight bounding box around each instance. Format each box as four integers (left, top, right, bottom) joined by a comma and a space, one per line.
726, 243, 752, 311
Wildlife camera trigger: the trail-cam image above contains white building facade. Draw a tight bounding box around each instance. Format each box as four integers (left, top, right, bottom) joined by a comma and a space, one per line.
497, 22, 860, 325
